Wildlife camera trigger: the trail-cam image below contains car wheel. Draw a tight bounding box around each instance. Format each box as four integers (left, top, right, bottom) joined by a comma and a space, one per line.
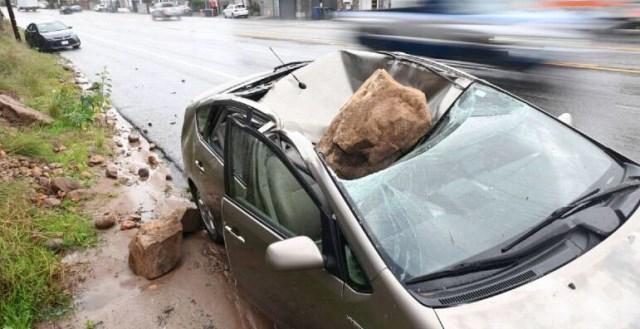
192, 187, 224, 243
73, 45, 80, 49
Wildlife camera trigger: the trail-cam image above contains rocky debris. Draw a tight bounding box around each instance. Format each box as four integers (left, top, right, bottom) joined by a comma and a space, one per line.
317, 69, 432, 179
128, 132, 140, 144
44, 238, 64, 252
120, 220, 139, 230
149, 143, 156, 150
176, 205, 203, 234
105, 164, 118, 179
88, 154, 106, 167
148, 155, 158, 167
95, 213, 117, 230
124, 213, 142, 222
128, 215, 183, 279
51, 177, 81, 194
0, 149, 6, 159
165, 174, 172, 181
80, 171, 93, 180
138, 167, 150, 180
30, 166, 42, 177
53, 145, 66, 153
115, 140, 124, 147
0, 94, 53, 125
43, 197, 61, 207
66, 189, 94, 202
36, 176, 51, 191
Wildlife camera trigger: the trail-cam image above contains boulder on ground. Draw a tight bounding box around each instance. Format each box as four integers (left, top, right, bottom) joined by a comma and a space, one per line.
88, 154, 105, 166
175, 205, 203, 234
51, 177, 81, 193
95, 213, 117, 230
128, 215, 183, 280
105, 164, 118, 179
128, 132, 140, 144
317, 69, 431, 179
138, 167, 150, 179
67, 188, 94, 202
0, 94, 53, 125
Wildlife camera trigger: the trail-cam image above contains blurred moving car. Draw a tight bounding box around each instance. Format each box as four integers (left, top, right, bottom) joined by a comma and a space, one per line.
17, 0, 39, 11
222, 4, 248, 18
70, 4, 82, 12
94, 3, 106, 11
38, 0, 48, 8
25, 21, 81, 51
182, 49, 640, 329
177, 4, 192, 15
59, 5, 73, 14
150, 2, 182, 20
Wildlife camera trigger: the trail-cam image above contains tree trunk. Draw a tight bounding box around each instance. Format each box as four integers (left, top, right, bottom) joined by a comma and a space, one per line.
4, 0, 22, 41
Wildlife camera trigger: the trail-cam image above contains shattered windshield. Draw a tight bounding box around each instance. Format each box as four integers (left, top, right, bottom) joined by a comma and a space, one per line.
340, 83, 623, 282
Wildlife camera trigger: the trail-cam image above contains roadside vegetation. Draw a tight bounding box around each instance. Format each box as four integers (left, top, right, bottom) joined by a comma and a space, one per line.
0, 22, 111, 329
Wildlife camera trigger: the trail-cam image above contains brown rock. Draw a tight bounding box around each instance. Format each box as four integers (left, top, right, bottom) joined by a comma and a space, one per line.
148, 155, 158, 166
138, 167, 150, 179
121, 220, 139, 230
36, 176, 50, 190
0, 94, 53, 125
95, 214, 117, 230
128, 215, 183, 279
105, 164, 118, 179
165, 174, 172, 181
88, 154, 105, 166
177, 205, 203, 234
128, 132, 140, 144
317, 69, 431, 179
44, 238, 64, 252
30, 167, 42, 177
149, 143, 157, 150
80, 171, 93, 179
0, 149, 6, 159
53, 145, 66, 153
43, 197, 61, 207
66, 189, 94, 202
51, 177, 81, 193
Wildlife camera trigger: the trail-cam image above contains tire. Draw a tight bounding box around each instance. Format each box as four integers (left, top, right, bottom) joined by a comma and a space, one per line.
73, 45, 80, 49
192, 187, 224, 243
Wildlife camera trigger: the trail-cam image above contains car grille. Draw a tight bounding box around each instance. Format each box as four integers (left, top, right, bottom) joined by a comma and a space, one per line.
51, 36, 71, 41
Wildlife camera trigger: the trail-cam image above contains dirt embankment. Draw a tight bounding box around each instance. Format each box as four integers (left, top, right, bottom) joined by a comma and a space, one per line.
38, 111, 273, 329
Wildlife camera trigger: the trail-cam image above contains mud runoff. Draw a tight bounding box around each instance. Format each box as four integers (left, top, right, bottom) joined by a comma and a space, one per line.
38, 110, 273, 329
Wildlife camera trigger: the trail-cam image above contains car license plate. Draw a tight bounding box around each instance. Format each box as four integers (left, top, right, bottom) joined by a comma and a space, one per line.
61, 40, 69, 45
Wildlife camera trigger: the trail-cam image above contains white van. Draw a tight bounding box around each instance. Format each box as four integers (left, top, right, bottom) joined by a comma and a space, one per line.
17, 0, 39, 11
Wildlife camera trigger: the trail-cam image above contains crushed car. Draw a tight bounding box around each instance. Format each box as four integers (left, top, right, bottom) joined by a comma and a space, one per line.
181, 50, 640, 329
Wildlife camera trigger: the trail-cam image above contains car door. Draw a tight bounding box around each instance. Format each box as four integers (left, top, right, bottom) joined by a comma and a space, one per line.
221, 115, 349, 328
25, 24, 36, 47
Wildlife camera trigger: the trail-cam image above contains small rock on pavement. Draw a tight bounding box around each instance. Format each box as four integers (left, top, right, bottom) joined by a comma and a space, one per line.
165, 174, 172, 181
44, 238, 64, 252
138, 167, 150, 179
121, 220, 139, 230
43, 197, 61, 207
128, 132, 140, 144
128, 215, 183, 279
149, 143, 156, 150
51, 177, 81, 193
88, 154, 106, 167
105, 164, 118, 179
177, 204, 203, 234
95, 213, 117, 230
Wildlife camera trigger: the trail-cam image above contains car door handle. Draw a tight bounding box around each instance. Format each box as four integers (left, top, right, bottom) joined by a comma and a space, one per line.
194, 160, 205, 173
224, 225, 245, 244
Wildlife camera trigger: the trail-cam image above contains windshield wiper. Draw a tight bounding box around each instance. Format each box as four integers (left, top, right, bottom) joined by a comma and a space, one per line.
501, 181, 640, 253
404, 256, 521, 285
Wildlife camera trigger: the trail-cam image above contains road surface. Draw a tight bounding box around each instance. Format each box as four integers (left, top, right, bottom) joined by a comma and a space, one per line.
9, 9, 640, 167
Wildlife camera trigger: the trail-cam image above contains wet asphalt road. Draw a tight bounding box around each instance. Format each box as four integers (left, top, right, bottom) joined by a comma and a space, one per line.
10, 9, 640, 167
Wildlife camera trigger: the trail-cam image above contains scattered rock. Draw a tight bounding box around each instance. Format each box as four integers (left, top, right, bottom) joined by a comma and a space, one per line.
95, 214, 117, 230
148, 122, 153, 127
88, 154, 106, 166
317, 69, 431, 179
124, 213, 142, 222
51, 177, 81, 193
121, 220, 139, 230
44, 238, 64, 252
36, 176, 51, 190
165, 174, 172, 181
128, 132, 140, 144
115, 140, 124, 147
0, 149, 7, 159
181, 79, 186, 83
80, 171, 93, 179
138, 167, 150, 179
148, 155, 158, 166
128, 215, 183, 279
177, 205, 203, 234
94, 113, 108, 127
66, 189, 94, 202
30, 167, 43, 177
149, 143, 156, 150
142, 129, 148, 134
0, 94, 54, 125
169, 121, 176, 125
43, 197, 61, 207
105, 164, 118, 179
53, 145, 66, 153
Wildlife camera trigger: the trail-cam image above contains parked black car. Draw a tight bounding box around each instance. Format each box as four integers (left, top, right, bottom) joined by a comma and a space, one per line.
59, 5, 73, 14
25, 21, 81, 51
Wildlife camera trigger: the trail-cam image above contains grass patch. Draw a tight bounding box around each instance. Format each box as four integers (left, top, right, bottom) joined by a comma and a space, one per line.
0, 181, 96, 329
0, 22, 111, 328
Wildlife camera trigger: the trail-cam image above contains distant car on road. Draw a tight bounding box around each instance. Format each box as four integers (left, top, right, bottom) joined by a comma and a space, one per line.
59, 5, 73, 14
38, 0, 48, 8
70, 4, 82, 12
177, 4, 192, 16
25, 21, 81, 51
150, 2, 182, 20
17, 0, 39, 11
182, 49, 640, 329
94, 3, 106, 11
222, 4, 248, 18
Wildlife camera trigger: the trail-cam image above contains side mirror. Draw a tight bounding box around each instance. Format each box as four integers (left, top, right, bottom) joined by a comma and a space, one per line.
266, 236, 324, 272
558, 113, 573, 126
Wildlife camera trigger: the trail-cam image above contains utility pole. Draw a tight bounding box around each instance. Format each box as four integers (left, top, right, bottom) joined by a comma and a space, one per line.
4, 0, 21, 41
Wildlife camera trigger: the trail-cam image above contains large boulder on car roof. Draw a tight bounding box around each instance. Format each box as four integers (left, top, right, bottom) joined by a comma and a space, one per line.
128, 214, 183, 279
317, 69, 431, 179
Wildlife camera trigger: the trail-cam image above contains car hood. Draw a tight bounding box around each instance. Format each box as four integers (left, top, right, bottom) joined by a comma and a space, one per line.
41, 30, 75, 39
435, 208, 640, 329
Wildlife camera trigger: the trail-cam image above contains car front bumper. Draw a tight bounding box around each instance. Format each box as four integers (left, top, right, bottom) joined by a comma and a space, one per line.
44, 38, 81, 50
